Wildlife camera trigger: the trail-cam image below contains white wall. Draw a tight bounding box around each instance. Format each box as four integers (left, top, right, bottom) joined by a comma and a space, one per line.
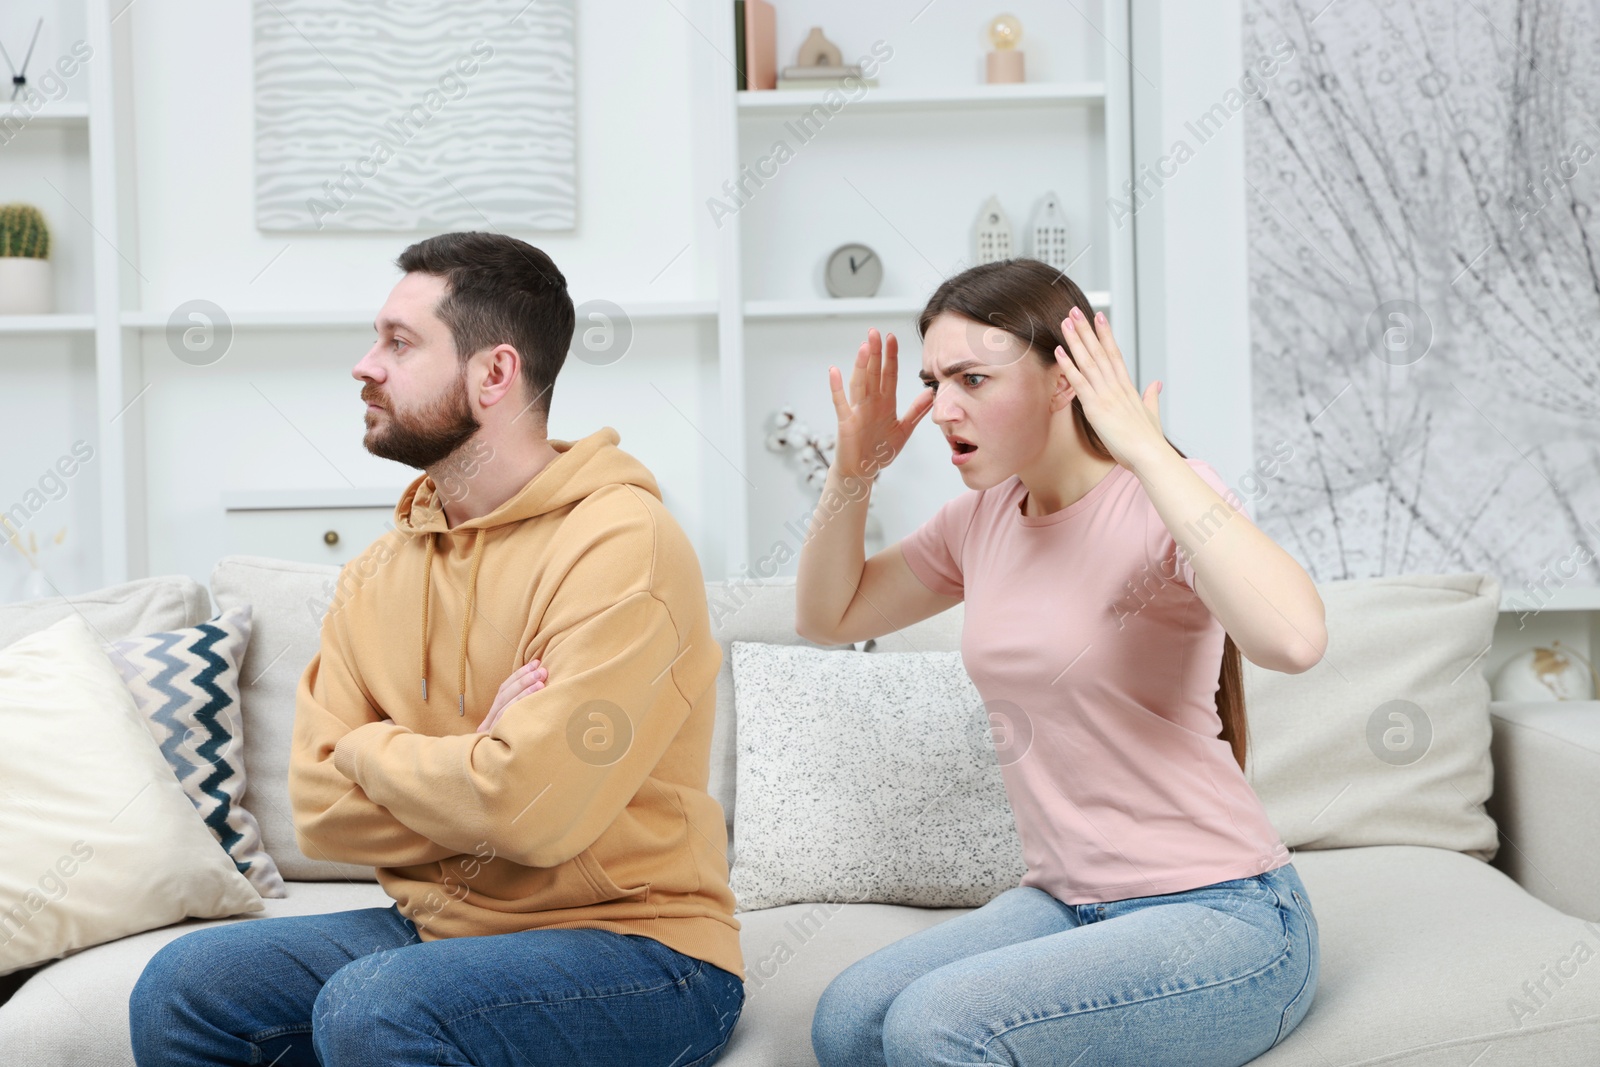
1131, 0, 1254, 487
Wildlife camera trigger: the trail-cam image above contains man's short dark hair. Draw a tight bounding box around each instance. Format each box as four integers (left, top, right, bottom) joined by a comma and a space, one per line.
394, 232, 575, 423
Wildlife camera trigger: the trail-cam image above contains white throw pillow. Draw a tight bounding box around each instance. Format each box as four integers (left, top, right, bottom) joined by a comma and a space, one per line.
1242, 572, 1502, 858
0, 616, 264, 978
729, 641, 1026, 912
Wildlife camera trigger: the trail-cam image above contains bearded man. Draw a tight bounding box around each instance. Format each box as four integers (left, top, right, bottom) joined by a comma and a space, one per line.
129, 231, 744, 1067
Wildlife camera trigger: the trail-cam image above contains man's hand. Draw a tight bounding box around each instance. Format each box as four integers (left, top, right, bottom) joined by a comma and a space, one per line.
475, 657, 547, 734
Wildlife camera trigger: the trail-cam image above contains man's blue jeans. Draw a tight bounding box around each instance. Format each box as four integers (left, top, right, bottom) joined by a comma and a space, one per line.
813, 861, 1320, 1066
128, 903, 744, 1066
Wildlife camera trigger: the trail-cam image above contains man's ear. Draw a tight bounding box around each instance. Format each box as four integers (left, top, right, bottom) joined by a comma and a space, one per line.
474, 343, 522, 409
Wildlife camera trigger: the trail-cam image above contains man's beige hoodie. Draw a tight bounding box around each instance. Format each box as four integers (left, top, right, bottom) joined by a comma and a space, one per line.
288, 427, 742, 980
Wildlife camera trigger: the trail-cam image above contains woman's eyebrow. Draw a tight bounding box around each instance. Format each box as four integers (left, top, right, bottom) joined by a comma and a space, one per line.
919, 359, 985, 383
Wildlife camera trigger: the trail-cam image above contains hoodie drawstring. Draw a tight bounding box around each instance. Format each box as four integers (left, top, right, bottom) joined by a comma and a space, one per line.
420, 532, 435, 704
458, 528, 485, 716
419, 526, 487, 716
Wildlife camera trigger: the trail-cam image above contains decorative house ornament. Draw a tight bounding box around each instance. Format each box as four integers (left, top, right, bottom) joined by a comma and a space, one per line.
824, 243, 882, 298
974, 195, 1013, 265
1026, 192, 1070, 270
985, 14, 1024, 84
0, 202, 53, 315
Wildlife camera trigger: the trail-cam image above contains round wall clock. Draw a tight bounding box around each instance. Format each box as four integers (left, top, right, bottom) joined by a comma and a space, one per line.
824, 243, 882, 298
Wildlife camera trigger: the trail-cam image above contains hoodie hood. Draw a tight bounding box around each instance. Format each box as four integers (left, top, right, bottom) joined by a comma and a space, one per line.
393, 425, 660, 535
390, 426, 661, 715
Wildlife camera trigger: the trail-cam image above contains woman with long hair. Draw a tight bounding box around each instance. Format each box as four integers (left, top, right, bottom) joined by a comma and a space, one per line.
797, 258, 1327, 1066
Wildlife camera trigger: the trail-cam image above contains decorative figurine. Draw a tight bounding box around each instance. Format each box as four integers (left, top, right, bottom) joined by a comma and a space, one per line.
795, 27, 843, 68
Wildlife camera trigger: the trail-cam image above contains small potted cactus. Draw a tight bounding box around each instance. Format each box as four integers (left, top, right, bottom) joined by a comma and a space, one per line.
0, 203, 53, 314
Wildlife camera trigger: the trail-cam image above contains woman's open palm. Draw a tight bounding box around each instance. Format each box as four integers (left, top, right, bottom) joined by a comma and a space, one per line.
828, 328, 934, 481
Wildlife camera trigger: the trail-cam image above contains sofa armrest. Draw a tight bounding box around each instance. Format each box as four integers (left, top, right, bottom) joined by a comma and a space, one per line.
1487, 701, 1600, 921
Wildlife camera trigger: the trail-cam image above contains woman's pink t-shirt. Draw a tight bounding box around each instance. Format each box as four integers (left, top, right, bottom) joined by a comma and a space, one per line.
898, 457, 1291, 904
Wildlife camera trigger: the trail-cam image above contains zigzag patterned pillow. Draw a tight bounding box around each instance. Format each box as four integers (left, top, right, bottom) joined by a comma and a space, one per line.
104, 605, 286, 898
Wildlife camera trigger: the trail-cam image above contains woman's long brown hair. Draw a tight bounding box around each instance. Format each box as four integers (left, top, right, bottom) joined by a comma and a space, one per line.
916, 258, 1250, 775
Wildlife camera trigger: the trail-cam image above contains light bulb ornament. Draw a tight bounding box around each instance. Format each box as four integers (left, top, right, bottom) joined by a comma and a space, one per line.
0, 18, 44, 102
985, 14, 1025, 84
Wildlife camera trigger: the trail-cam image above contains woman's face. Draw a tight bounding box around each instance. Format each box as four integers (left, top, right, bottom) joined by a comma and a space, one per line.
919, 311, 1066, 489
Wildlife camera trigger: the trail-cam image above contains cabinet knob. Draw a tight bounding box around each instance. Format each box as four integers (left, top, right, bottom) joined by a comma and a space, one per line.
323, 529, 340, 546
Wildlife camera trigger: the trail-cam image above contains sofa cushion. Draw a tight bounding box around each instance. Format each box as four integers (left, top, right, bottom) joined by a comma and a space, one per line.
4, 851, 1596, 1065
711, 845, 1600, 1066
0, 616, 264, 979
105, 605, 287, 900
209, 556, 373, 883
1242, 573, 1501, 859
0, 879, 393, 1063
705, 579, 854, 846
0, 574, 210, 652
728, 641, 1024, 911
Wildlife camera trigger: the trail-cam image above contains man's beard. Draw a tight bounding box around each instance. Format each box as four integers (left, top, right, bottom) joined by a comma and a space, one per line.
361, 371, 480, 470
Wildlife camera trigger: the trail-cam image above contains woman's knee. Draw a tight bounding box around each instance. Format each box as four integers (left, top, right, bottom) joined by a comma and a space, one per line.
880, 970, 992, 1067
811, 955, 902, 1067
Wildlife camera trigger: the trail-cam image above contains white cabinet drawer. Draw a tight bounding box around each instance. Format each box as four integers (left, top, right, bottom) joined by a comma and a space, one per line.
221, 489, 407, 567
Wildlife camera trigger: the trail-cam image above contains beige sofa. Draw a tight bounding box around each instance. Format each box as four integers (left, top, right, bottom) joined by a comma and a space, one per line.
1, 556, 1598, 1065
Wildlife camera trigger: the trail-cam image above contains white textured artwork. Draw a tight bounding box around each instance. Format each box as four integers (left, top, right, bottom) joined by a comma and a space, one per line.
1242, 0, 1600, 602
253, 0, 575, 232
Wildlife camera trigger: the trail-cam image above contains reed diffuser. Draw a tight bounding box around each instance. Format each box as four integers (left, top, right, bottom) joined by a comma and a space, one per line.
3, 519, 65, 600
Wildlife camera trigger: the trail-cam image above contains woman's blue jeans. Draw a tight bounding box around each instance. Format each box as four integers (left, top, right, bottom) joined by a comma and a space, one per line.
128, 902, 744, 1066
813, 861, 1320, 1067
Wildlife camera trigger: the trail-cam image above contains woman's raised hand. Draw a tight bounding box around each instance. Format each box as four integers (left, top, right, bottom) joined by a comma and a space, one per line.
476, 657, 546, 734
827, 328, 935, 483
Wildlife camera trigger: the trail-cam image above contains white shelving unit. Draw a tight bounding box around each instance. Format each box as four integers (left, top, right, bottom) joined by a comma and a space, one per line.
0, 0, 140, 589
706, 1, 1139, 577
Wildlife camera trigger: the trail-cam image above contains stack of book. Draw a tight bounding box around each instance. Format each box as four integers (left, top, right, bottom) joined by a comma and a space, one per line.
776, 65, 878, 91
733, 0, 776, 90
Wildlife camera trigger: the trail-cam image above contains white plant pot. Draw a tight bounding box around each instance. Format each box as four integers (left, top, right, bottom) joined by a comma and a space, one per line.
0, 257, 54, 315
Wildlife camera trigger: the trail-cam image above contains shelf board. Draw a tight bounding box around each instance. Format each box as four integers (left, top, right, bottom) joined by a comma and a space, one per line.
121, 309, 374, 330
744, 291, 1110, 319
1501, 588, 1600, 612
120, 300, 717, 330
0, 313, 95, 334
4, 101, 90, 127
737, 81, 1106, 115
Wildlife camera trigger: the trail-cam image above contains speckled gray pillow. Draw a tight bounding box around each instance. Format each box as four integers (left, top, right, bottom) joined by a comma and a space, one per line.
729, 641, 1027, 911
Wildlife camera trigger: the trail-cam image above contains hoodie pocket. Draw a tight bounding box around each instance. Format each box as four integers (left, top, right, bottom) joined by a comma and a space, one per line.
577, 847, 652, 904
